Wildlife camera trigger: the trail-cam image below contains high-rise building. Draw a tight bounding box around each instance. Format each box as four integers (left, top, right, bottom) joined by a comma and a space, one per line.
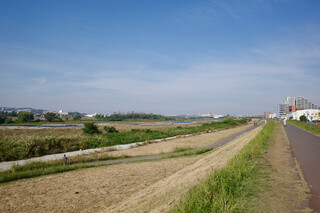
295, 97, 305, 109
285, 97, 296, 106
280, 97, 320, 118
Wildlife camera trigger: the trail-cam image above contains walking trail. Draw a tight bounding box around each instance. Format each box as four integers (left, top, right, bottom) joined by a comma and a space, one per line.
285, 123, 320, 212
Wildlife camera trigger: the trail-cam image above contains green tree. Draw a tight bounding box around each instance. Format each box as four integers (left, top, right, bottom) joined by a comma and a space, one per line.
299, 115, 308, 122
73, 115, 82, 121
44, 112, 58, 122
83, 122, 101, 134
17, 112, 34, 122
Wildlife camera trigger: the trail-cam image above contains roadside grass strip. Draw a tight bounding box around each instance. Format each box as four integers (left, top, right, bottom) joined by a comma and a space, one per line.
288, 120, 320, 136
0, 147, 213, 184
172, 121, 275, 213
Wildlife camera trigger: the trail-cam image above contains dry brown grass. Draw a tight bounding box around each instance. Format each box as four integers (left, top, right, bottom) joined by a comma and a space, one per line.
103, 124, 251, 157
0, 156, 200, 213
101, 126, 263, 213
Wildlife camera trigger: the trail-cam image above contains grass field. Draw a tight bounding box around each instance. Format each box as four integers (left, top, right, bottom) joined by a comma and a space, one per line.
172, 120, 275, 212
0, 118, 250, 161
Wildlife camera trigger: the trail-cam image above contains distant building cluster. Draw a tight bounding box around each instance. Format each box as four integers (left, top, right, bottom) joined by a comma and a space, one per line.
278, 97, 320, 121
197, 112, 225, 119
264, 112, 276, 119
0, 107, 107, 119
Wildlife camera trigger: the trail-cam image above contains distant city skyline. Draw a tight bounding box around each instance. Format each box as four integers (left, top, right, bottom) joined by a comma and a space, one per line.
1, 0, 320, 115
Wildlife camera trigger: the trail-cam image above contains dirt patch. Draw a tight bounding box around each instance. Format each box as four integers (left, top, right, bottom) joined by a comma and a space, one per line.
0, 156, 200, 213
100, 126, 263, 213
105, 124, 251, 157
252, 122, 310, 212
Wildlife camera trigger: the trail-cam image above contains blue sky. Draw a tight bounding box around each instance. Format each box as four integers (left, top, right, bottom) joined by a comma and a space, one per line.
1, 0, 320, 115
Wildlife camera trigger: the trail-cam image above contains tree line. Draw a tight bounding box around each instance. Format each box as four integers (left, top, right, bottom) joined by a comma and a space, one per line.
97, 112, 170, 121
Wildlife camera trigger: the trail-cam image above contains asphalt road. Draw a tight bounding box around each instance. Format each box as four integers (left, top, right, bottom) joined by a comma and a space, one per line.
284, 123, 320, 212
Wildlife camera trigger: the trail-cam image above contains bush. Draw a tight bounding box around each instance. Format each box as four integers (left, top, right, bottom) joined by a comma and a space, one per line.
104, 126, 119, 133
299, 115, 308, 122
17, 112, 34, 122
144, 129, 152, 133
83, 123, 101, 134
222, 117, 237, 125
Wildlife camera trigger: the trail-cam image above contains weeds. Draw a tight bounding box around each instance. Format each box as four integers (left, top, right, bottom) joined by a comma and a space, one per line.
172, 120, 275, 213
173, 147, 193, 153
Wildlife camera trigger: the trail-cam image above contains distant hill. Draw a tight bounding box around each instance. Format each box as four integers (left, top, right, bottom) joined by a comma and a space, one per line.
0, 107, 48, 114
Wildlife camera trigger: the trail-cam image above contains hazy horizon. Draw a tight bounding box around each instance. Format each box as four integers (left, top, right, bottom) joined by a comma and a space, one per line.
1, 0, 320, 115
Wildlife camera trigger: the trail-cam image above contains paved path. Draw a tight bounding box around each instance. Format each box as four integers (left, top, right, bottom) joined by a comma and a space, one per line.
285, 123, 320, 212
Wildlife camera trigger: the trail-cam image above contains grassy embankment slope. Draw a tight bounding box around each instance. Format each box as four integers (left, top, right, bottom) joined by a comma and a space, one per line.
0, 147, 212, 184
0, 118, 250, 183
172, 120, 275, 212
288, 120, 320, 136
0, 118, 249, 162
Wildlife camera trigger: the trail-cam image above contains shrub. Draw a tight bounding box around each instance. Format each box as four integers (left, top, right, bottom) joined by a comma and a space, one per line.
299, 115, 308, 122
222, 117, 237, 125
144, 129, 152, 133
83, 123, 101, 134
104, 126, 119, 133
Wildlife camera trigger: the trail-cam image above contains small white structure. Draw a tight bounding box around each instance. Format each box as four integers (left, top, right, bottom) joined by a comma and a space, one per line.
58, 110, 68, 117
85, 113, 97, 118
266, 113, 276, 119
287, 109, 320, 121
